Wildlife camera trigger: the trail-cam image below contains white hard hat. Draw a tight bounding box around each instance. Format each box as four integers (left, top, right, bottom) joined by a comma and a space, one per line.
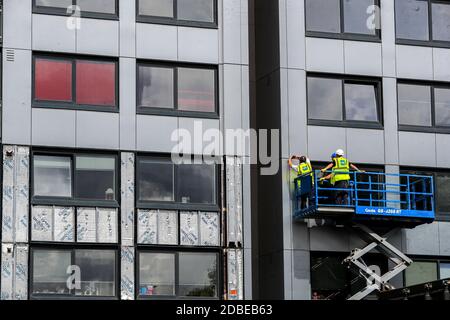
336, 149, 344, 156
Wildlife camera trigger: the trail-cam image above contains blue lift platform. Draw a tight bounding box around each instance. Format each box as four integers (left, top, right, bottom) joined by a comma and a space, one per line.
293, 171, 435, 227
293, 170, 435, 300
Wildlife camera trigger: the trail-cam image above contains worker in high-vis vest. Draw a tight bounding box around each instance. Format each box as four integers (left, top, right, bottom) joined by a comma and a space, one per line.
320, 149, 363, 205
288, 155, 313, 209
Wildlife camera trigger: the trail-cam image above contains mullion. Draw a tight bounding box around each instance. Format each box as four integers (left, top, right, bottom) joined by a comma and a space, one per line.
174, 0, 178, 20
340, 0, 345, 34
431, 85, 436, 128
174, 66, 179, 111
429, 0, 434, 41
342, 79, 347, 122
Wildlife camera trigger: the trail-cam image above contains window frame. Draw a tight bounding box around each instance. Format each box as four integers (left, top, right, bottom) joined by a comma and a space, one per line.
136, 248, 221, 300
31, 149, 120, 208
136, 154, 220, 212
400, 167, 450, 221
32, 0, 119, 20
305, 0, 382, 42
32, 53, 119, 113
306, 73, 384, 129
397, 80, 450, 134
395, 0, 450, 48
136, 61, 219, 119
29, 245, 120, 300
136, 0, 218, 29
403, 256, 450, 287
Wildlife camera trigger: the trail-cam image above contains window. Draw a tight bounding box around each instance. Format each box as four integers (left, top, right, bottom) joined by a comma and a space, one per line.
395, 0, 450, 46
33, 55, 118, 112
31, 248, 117, 298
400, 168, 450, 220
33, 0, 118, 19
32, 151, 118, 205
137, 156, 217, 209
33, 155, 72, 198
137, 0, 217, 27
404, 258, 450, 286
137, 63, 217, 117
305, 0, 380, 40
307, 75, 382, 128
405, 261, 438, 286
138, 251, 219, 299
398, 82, 450, 132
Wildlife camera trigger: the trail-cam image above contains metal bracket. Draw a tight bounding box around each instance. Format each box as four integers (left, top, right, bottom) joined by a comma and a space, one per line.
344, 223, 412, 300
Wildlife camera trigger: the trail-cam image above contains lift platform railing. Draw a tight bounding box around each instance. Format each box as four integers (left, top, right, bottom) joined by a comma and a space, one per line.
293, 170, 435, 222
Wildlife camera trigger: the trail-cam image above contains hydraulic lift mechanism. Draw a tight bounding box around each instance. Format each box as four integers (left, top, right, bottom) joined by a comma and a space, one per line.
294, 171, 435, 300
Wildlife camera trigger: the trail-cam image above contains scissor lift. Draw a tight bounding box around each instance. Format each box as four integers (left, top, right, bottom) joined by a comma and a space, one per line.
294, 171, 435, 300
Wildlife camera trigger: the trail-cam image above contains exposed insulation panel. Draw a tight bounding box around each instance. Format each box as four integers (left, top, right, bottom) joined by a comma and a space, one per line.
2, 146, 30, 243
199, 212, 220, 246
54, 207, 75, 242
226, 156, 243, 245
121, 153, 135, 246
0, 244, 29, 300
158, 210, 178, 245
77, 207, 97, 243
227, 249, 244, 300
137, 210, 158, 244
31, 206, 53, 242
121, 246, 135, 300
180, 211, 199, 246
97, 208, 118, 243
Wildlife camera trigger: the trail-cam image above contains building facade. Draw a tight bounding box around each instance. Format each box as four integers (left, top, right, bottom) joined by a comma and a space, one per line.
0, 0, 252, 300
251, 0, 450, 299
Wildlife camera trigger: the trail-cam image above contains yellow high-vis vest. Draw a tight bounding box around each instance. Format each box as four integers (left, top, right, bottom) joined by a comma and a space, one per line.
297, 162, 313, 188
332, 157, 350, 182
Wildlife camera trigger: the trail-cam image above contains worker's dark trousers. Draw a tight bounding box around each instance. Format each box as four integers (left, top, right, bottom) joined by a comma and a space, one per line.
334, 180, 349, 205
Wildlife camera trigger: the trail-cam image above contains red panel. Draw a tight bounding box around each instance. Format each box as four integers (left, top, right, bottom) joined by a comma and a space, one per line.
76, 60, 116, 106
35, 59, 72, 102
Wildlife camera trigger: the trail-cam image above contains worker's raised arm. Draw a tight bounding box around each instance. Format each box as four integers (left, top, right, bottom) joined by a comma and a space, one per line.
321, 163, 333, 172
350, 163, 364, 172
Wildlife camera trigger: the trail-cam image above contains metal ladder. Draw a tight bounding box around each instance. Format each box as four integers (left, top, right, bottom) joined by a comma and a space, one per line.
344, 223, 412, 300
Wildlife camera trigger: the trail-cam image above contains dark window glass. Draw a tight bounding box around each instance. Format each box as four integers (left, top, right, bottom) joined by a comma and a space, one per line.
139, 253, 176, 296
32, 249, 71, 295
405, 261, 438, 286
311, 255, 347, 299
343, 0, 377, 35
434, 88, 450, 127
344, 83, 379, 122
138, 0, 174, 17
305, 0, 341, 33
77, 0, 116, 14
177, 164, 216, 204
395, 0, 430, 41
35, 58, 72, 102
398, 84, 432, 127
178, 253, 218, 297
138, 159, 174, 202
74, 250, 116, 297
75, 156, 116, 200
435, 172, 450, 214
35, 0, 117, 15
432, 2, 450, 42
76, 60, 116, 107
138, 66, 174, 109
36, 0, 72, 9
177, 0, 214, 23
307, 77, 343, 121
34, 155, 72, 198
178, 68, 216, 113
440, 262, 450, 279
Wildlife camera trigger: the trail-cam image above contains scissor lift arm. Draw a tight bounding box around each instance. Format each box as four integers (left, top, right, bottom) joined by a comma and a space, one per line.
344, 223, 412, 300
